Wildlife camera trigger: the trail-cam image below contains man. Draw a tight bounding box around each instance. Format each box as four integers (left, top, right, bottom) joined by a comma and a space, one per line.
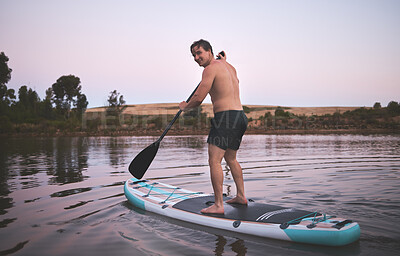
179, 39, 248, 214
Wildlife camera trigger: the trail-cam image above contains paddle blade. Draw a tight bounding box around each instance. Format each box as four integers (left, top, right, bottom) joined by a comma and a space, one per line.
128, 142, 160, 179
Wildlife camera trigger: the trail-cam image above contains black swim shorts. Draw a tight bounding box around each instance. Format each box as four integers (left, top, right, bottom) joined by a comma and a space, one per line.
207, 110, 248, 150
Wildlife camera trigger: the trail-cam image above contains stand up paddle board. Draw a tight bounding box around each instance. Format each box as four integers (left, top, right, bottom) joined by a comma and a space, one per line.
124, 178, 360, 246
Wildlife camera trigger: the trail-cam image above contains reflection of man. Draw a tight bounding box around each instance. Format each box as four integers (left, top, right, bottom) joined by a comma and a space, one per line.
179, 39, 248, 214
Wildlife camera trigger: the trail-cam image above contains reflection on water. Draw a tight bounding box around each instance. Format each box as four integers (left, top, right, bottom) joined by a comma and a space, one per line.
1, 137, 89, 187
49, 137, 89, 184
214, 236, 247, 256
0, 135, 399, 255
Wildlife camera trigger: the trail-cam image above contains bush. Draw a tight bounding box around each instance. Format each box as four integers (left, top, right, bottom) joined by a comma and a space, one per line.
0, 115, 13, 133
373, 102, 381, 109
242, 105, 251, 114
387, 101, 400, 114
275, 107, 291, 118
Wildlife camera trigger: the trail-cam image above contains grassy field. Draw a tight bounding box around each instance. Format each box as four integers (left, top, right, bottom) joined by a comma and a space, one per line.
86, 103, 361, 119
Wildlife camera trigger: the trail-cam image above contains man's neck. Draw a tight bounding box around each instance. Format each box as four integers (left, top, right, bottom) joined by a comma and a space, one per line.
202, 57, 215, 68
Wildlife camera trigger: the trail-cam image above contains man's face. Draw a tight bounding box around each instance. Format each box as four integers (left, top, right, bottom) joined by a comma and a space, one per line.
192, 46, 212, 67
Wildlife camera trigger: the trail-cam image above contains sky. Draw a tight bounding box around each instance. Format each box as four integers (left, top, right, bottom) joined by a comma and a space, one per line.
1, 0, 399, 108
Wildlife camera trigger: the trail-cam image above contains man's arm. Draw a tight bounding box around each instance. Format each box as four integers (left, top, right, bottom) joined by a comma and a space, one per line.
217, 51, 238, 83
179, 66, 215, 111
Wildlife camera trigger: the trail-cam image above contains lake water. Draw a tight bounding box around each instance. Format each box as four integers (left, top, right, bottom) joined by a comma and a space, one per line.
0, 134, 399, 256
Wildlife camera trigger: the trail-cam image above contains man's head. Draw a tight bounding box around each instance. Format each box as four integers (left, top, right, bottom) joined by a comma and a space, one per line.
190, 39, 214, 67
190, 39, 214, 56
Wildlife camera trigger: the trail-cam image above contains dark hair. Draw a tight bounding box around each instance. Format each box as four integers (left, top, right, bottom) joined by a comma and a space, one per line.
190, 39, 214, 55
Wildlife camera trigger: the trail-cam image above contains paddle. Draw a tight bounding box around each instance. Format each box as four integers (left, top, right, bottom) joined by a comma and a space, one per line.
128, 83, 200, 179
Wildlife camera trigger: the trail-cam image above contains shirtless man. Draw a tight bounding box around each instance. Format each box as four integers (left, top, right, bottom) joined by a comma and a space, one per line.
179, 39, 248, 214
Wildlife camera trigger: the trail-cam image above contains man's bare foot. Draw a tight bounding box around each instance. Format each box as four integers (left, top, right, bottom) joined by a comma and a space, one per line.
200, 204, 224, 215
226, 196, 248, 205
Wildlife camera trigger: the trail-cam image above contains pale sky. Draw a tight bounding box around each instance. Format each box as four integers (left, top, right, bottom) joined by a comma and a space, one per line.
1, 0, 399, 108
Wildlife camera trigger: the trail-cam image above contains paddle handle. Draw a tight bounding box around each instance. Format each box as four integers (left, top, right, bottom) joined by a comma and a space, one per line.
157, 83, 200, 142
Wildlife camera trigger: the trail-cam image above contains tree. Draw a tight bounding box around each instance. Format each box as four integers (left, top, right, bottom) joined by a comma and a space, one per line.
12, 85, 41, 122
18, 85, 40, 110
373, 102, 381, 109
387, 101, 400, 114
0, 52, 12, 87
0, 52, 15, 112
40, 87, 54, 119
51, 75, 87, 118
76, 94, 88, 113
107, 90, 126, 111
0, 86, 15, 107
107, 90, 126, 126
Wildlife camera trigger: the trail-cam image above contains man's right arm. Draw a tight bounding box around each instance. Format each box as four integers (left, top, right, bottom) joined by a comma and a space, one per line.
179, 66, 215, 111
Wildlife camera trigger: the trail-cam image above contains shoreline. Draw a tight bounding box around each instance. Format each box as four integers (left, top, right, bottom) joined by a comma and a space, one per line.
86, 103, 363, 119
2, 128, 399, 138
3, 103, 399, 138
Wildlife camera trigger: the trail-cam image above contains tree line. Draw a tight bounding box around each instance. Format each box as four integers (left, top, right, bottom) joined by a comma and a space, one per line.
0, 51, 88, 133
250, 102, 400, 131
1, 50, 399, 135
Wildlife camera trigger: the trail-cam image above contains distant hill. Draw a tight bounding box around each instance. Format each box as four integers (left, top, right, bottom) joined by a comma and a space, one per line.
86, 103, 362, 119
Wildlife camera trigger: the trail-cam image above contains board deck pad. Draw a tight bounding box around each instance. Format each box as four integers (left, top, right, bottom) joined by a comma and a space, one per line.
172, 195, 319, 224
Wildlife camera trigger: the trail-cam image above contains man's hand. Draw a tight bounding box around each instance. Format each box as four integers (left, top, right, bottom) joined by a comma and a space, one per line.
217, 51, 226, 61
179, 101, 188, 111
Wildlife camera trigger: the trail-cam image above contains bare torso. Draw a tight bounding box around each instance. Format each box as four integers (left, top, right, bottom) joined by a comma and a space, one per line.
208, 60, 242, 113
179, 48, 243, 114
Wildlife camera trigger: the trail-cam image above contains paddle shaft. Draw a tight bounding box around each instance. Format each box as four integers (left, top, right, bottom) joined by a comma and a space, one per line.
157, 83, 200, 142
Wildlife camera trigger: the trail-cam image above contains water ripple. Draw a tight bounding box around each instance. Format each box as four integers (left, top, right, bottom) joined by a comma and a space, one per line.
1, 135, 400, 255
